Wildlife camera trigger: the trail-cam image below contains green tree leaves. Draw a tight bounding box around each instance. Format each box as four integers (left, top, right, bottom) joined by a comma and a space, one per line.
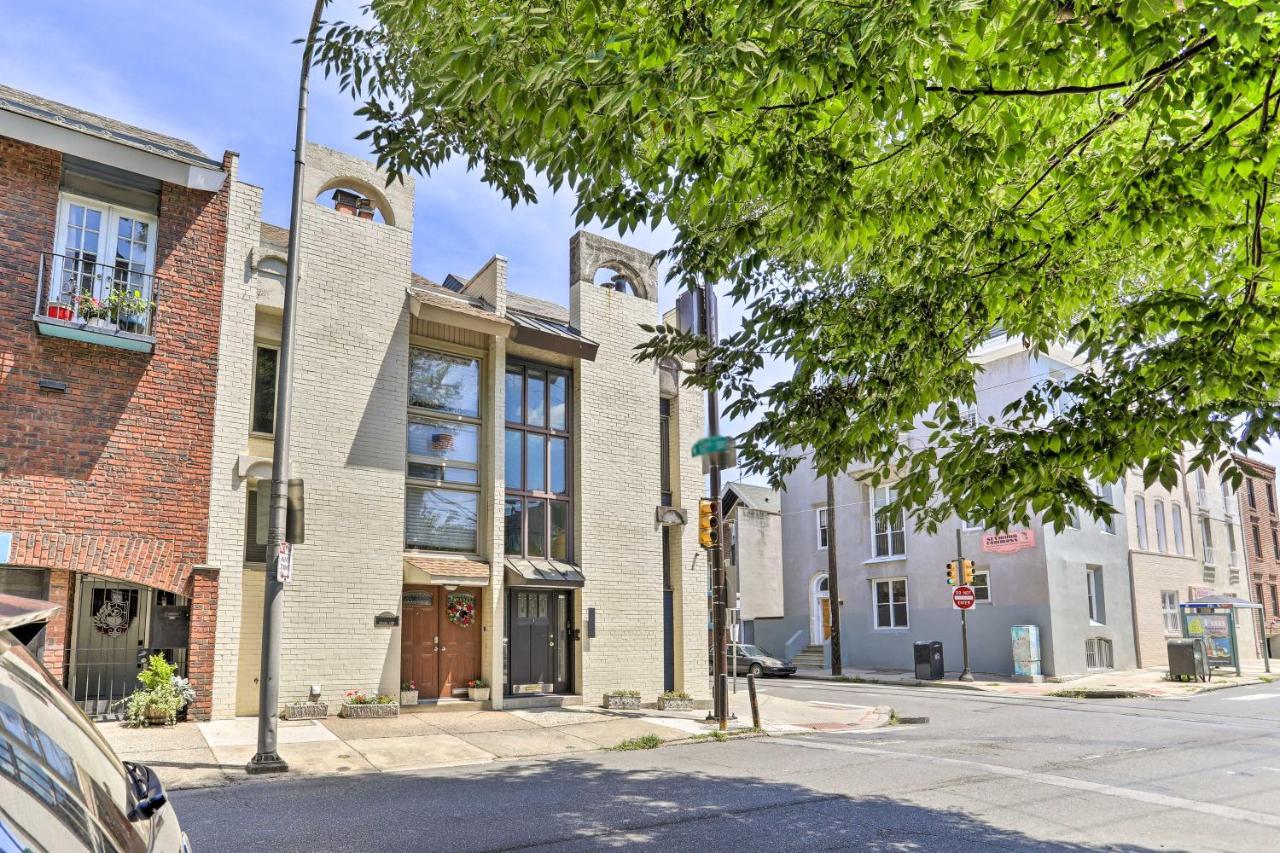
319, 0, 1280, 530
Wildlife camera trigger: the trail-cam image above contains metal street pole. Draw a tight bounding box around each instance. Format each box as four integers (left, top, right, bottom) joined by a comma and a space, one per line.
703, 282, 729, 731
246, 0, 327, 775
825, 474, 843, 676
956, 528, 974, 682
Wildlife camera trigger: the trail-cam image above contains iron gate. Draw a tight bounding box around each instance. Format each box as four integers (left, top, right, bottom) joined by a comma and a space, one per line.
69, 575, 189, 720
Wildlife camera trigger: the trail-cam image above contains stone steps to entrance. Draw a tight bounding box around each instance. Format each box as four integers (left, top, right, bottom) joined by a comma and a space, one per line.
502, 694, 584, 710
791, 644, 826, 668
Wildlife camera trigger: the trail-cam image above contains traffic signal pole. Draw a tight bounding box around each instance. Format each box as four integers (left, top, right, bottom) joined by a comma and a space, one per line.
702, 283, 729, 731
956, 528, 974, 682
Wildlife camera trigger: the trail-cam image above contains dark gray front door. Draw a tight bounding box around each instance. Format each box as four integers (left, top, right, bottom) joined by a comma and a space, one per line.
508, 590, 570, 693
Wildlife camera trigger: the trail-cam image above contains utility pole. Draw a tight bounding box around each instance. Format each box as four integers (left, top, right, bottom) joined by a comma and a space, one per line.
702, 282, 729, 731
246, 0, 327, 775
825, 474, 842, 676
956, 528, 974, 682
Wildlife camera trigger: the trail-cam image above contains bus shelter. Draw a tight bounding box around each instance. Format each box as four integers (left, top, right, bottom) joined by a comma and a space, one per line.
1180, 595, 1270, 677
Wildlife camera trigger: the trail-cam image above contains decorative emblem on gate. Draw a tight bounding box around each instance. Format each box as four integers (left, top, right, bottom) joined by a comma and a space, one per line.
92, 598, 133, 637
447, 592, 476, 628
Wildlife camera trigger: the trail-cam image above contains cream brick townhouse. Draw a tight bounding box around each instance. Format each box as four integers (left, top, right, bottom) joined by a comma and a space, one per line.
203, 144, 707, 718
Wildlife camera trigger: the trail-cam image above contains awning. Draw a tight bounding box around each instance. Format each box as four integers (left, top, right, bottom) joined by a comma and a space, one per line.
1180, 594, 1263, 610
404, 556, 491, 587
504, 556, 585, 588
508, 310, 599, 361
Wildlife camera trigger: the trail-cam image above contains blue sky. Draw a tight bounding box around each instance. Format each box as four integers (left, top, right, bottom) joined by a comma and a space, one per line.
6, 0, 1276, 475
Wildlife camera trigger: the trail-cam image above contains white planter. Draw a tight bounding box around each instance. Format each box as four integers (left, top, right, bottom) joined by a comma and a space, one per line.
339, 702, 399, 718
603, 694, 641, 710
656, 696, 693, 711
467, 687, 490, 701
86, 317, 118, 332
281, 702, 327, 720
400, 690, 419, 706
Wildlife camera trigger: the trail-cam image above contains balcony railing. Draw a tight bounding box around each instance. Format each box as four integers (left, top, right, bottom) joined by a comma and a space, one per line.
34, 252, 158, 352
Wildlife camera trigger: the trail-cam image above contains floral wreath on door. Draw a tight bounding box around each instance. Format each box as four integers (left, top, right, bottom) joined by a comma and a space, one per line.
447, 592, 476, 628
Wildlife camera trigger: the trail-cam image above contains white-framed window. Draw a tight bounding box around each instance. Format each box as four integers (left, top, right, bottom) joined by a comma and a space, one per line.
1153, 500, 1168, 553
1200, 516, 1215, 565
1066, 504, 1081, 530
727, 519, 738, 567
52, 194, 157, 304
1227, 523, 1239, 567
816, 507, 829, 550
873, 578, 908, 629
871, 486, 906, 558
1085, 637, 1114, 670
1086, 566, 1105, 624
1196, 469, 1209, 507
1222, 481, 1234, 518
971, 569, 991, 603
1161, 590, 1180, 635
1134, 495, 1148, 550
1095, 482, 1115, 534
959, 407, 978, 430
1171, 503, 1186, 555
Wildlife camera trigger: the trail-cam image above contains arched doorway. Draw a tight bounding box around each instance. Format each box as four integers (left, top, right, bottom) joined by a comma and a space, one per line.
810, 574, 831, 644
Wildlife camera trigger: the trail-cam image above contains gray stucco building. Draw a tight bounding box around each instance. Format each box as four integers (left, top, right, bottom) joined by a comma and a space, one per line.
765, 335, 1139, 679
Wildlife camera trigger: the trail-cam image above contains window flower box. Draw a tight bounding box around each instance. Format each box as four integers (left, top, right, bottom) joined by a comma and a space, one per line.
603, 690, 641, 710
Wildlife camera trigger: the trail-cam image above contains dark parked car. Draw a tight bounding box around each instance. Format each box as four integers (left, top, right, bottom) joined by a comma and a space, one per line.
728, 643, 796, 677
0, 594, 190, 853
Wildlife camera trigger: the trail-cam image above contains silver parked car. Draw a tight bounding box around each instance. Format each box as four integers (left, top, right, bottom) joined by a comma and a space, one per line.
0, 594, 191, 853
729, 643, 797, 677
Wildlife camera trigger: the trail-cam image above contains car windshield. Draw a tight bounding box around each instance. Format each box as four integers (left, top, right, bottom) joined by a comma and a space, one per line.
736, 645, 768, 658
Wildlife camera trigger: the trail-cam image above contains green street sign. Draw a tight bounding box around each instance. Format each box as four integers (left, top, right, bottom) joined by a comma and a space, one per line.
692, 434, 731, 458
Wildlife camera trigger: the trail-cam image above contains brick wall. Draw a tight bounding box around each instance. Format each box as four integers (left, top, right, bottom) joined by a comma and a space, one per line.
0, 137, 229, 713
1237, 456, 1280, 644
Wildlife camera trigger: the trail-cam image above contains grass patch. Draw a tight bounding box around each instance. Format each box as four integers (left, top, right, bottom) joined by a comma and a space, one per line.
611, 734, 663, 751
889, 710, 900, 725
832, 675, 868, 684
1048, 688, 1140, 699
1260, 675, 1275, 684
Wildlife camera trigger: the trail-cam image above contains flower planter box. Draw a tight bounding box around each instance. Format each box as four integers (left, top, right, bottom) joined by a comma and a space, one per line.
282, 702, 328, 721
46, 303, 73, 321
339, 702, 399, 718
467, 686, 490, 701
86, 317, 118, 332
603, 694, 641, 710
399, 690, 419, 707
656, 696, 694, 711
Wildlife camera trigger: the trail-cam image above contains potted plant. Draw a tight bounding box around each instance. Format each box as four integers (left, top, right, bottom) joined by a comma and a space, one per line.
467, 678, 490, 701
75, 291, 115, 331
603, 689, 641, 710
656, 690, 693, 711
400, 680, 419, 706
111, 288, 153, 335
46, 296, 74, 321
120, 655, 185, 727
339, 690, 399, 718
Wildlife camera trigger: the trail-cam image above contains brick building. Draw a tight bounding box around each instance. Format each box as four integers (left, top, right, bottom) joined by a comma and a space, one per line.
204, 144, 707, 718
0, 85, 229, 718
1236, 454, 1279, 658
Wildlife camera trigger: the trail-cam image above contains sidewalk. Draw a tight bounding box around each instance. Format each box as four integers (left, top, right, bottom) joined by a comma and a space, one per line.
100, 693, 891, 790
794, 663, 1274, 698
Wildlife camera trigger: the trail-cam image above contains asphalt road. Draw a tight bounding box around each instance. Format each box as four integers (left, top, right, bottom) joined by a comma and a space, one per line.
173, 678, 1280, 851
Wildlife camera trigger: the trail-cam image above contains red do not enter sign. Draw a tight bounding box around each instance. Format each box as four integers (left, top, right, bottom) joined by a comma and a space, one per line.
952, 585, 976, 610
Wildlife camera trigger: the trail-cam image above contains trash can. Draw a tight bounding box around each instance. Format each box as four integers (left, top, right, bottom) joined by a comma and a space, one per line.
1167, 637, 1209, 682
914, 640, 944, 680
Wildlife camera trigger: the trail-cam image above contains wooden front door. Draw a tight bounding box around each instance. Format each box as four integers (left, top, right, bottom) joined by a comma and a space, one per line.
820, 597, 832, 641
401, 585, 482, 700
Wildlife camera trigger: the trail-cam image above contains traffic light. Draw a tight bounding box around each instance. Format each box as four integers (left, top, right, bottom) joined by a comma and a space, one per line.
698, 498, 719, 549
961, 559, 975, 586
945, 560, 959, 586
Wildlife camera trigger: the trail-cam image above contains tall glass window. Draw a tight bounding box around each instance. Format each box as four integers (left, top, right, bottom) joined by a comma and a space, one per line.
405, 348, 482, 552
504, 361, 572, 561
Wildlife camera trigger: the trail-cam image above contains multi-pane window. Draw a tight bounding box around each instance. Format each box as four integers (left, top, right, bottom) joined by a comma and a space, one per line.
1085, 637, 1114, 669
1272, 525, 1279, 558
1200, 517, 1214, 564
1095, 482, 1115, 534
816, 508, 829, 549
659, 398, 672, 506
1154, 500, 1168, 553
1253, 523, 1264, 559
405, 348, 482, 553
1267, 482, 1276, 514
1272, 583, 1280, 617
872, 486, 906, 557
1134, 495, 1148, 550
504, 362, 572, 561
1222, 481, 1235, 517
251, 345, 278, 435
1172, 503, 1186, 555
1161, 590, 1180, 635
1086, 566, 1104, 624
971, 570, 991, 603
1226, 523, 1238, 566
1247, 478, 1257, 510
873, 578, 908, 629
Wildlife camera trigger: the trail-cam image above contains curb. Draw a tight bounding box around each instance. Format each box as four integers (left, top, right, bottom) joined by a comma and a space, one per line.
792, 672, 988, 692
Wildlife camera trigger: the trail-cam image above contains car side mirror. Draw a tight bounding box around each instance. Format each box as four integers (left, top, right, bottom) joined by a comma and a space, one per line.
124, 761, 167, 822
